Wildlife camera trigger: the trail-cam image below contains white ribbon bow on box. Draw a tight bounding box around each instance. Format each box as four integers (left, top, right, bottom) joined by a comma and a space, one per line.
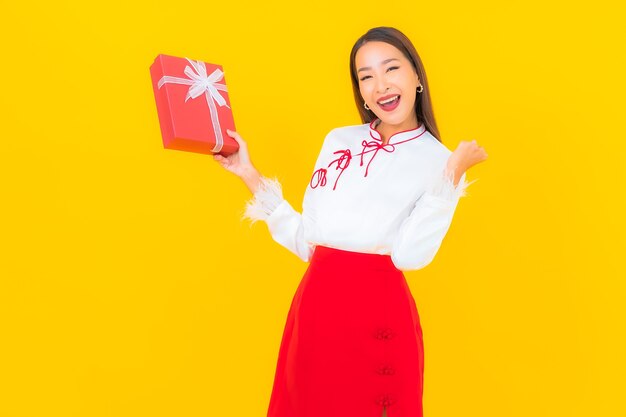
158, 57, 230, 153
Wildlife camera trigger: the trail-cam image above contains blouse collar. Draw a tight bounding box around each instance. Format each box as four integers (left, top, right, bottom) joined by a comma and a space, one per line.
368, 118, 427, 145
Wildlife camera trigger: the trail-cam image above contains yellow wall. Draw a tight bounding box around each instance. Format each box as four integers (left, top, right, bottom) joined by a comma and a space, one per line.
1, 0, 624, 416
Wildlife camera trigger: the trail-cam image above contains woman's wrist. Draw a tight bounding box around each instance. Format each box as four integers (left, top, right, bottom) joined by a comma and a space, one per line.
445, 160, 466, 186
240, 165, 262, 194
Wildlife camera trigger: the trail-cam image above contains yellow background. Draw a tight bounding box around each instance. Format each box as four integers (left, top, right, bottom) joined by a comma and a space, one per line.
1, 0, 624, 416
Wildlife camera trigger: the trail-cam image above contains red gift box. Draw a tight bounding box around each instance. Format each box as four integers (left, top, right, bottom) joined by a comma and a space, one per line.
150, 54, 239, 156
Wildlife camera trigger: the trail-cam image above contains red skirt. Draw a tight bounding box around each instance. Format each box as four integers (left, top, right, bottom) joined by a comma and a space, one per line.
267, 245, 425, 417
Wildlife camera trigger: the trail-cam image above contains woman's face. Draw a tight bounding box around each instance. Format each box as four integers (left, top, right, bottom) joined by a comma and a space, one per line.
355, 41, 421, 129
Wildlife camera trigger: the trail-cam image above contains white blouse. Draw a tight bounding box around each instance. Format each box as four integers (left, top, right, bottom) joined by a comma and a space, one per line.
241, 118, 476, 271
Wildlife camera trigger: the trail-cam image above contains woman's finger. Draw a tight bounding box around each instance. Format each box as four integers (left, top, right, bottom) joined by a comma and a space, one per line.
226, 129, 239, 140
227, 129, 246, 146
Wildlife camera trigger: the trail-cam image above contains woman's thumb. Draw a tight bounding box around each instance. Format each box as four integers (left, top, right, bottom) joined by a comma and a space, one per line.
227, 129, 244, 146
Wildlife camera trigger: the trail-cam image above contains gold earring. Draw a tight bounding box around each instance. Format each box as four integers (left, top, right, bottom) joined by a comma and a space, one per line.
417, 85, 423, 93
364, 102, 370, 110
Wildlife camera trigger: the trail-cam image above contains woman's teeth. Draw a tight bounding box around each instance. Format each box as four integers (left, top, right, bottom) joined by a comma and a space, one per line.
378, 95, 400, 105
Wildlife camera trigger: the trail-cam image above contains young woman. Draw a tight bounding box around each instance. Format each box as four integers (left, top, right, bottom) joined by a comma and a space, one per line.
214, 26, 487, 417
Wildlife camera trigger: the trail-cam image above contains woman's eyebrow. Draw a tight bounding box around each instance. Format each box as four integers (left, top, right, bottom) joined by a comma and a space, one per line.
357, 58, 400, 73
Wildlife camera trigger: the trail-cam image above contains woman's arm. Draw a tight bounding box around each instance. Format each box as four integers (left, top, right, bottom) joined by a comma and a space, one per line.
390, 138, 488, 271
228, 129, 333, 263
241, 172, 315, 263
390, 162, 475, 271
239, 165, 262, 194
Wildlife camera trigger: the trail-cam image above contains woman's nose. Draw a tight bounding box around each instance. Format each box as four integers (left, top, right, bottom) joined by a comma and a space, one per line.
376, 80, 390, 94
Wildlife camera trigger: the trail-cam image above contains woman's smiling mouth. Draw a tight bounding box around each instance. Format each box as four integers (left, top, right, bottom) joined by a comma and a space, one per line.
377, 94, 401, 111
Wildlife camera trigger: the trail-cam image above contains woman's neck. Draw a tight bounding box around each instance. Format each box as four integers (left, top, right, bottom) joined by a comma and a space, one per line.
375, 117, 421, 145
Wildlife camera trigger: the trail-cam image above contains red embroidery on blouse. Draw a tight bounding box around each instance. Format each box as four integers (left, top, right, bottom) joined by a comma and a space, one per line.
359, 140, 395, 177
327, 149, 352, 190
309, 128, 427, 190
310, 168, 327, 188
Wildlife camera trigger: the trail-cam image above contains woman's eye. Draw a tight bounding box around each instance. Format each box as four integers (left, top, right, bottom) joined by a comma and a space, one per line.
359, 66, 400, 82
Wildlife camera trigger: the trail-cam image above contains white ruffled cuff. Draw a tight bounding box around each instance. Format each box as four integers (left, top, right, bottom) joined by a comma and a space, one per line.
241, 176, 285, 226
424, 167, 478, 208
